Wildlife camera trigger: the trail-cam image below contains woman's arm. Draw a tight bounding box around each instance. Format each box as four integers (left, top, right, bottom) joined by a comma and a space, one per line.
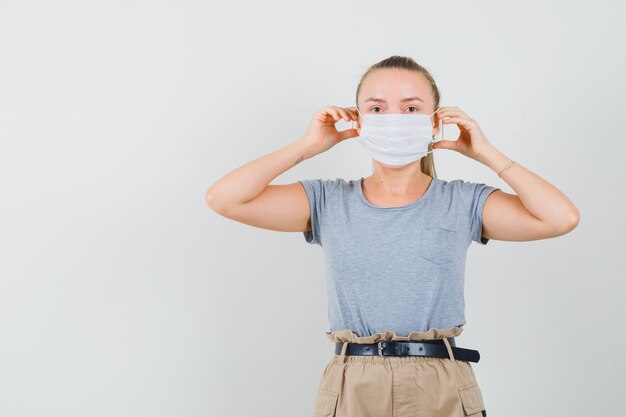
204, 105, 359, 232
433, 106, 580, 242
205, 137, 317, 232
477, 144, 580, 241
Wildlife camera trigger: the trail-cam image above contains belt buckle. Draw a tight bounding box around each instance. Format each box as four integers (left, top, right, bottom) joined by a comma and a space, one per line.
378, 341, 411, 356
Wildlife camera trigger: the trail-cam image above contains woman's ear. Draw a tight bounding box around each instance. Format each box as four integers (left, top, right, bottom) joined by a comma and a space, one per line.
432, 123, 440, 139
432, 108, 442, 139
353, 120, 361, 136
432, 115, 443, 140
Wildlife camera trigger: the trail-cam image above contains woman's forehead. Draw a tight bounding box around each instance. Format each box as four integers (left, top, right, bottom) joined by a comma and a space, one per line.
360, 69, 431, 103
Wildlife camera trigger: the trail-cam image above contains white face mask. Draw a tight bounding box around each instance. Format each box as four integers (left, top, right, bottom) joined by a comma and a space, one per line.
354, 107, 441, 166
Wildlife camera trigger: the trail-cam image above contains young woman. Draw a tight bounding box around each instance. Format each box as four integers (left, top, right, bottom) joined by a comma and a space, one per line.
205, 55, 580, 417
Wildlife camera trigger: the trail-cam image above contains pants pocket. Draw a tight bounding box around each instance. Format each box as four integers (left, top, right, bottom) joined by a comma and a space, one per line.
457, 381, 486, 416
313, 388, 339, 417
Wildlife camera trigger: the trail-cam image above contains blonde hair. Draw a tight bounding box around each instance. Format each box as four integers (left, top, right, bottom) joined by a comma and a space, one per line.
355, 55, 441, 178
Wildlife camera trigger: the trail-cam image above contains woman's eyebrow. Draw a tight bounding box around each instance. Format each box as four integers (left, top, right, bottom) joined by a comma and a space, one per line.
365, 96, 424, 103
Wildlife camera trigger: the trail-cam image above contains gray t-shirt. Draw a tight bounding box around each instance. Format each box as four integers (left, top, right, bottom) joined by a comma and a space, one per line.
299, 176, 500, 337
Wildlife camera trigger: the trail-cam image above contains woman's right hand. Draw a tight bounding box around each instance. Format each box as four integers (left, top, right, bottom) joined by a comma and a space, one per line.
301, 105, 360, 156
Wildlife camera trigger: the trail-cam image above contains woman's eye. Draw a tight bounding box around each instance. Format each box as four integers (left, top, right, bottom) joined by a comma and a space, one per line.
407, 106, 419, 112
371, 107, 382, 113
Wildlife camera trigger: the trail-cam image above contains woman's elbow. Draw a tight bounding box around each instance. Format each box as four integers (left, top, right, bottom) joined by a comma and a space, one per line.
555, 208, 580, 235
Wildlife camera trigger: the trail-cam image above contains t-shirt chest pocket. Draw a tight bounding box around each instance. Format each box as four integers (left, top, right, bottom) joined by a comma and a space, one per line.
419, 225, 458, 265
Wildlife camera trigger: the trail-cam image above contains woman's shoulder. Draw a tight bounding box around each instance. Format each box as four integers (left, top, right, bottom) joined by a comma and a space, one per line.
434, 176, 500, 208
298, 177, 356, 200
434, 176, 494, 190
299, 177, 356, 189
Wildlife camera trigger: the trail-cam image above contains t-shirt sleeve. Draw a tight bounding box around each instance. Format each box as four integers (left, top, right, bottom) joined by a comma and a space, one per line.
298, 178, 339, 246
455, 179, 501, 245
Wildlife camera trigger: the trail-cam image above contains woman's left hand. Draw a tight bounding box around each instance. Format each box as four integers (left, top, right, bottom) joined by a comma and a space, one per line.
432, 106, 493, 161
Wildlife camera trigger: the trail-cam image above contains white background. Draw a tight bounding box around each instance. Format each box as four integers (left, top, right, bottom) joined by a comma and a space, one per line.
1, 1, 624, 416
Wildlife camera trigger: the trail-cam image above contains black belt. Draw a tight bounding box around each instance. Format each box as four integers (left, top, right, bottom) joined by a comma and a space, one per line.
334, 337, 480, 363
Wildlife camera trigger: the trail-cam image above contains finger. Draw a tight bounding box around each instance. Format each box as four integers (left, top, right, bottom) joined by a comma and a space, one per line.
337, 127, 359, 142
346, 108, 359, 124
349, 107, 362, 127
346, 107, 359, 121
437, 108, 458, 119
333, 106, 348, 122
326, 106, 342, 123
337, 107, 352, 123
333, 106, 352, 123
438, 108, 469, 120
432, 139, 457, 150
442, 116, 474, 129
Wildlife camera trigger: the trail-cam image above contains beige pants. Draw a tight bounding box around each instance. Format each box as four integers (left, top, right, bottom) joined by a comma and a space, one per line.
313, 326, 486, 417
